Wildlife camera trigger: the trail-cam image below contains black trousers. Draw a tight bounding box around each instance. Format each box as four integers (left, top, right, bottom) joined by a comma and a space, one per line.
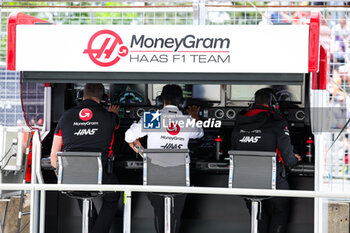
258, 196, 290, 233
245, 179, 290, 233
78, 171, 120, 233
92, 171, 120, 233
147, 193, 187, 233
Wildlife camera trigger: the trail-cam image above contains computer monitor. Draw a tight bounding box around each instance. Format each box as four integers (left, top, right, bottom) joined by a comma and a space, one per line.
230, 85, 269, 101
273, 85, 302, 103
152, 84, 192, 100
110, 84, 147, 105
152, 84, 221, 103
230, 84, 302, 103
192, 84, 221, 102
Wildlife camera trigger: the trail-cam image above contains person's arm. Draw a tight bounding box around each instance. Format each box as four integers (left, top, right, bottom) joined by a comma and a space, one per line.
187, 105, 204, 139
187, 105, 200, 121
276, 122, 300, 169
189, 125, 204, 139
125, 120, 147, 152
109, 105, 120, 116
50, 135, 63, 169
51, 120, 64, 169
109, 105, 120, 131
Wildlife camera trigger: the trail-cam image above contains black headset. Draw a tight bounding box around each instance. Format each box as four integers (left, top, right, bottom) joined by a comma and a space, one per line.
155, 95, 186, 110
76, 88, 109, 106
254, 88, 279, 111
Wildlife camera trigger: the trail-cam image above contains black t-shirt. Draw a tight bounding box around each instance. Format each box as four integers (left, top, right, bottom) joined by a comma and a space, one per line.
232, 105, 298, 186
54, 100, 119, 159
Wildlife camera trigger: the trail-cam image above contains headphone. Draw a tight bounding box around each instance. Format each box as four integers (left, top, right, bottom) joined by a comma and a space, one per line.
100, 93, 110, 106
254, 88, 279, 111
155, 95, 186, 110
75, 88, 109, 106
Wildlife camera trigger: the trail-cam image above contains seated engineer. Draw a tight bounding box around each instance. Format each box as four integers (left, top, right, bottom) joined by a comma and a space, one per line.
50, 83, 120, 233
125, 84, 204, 233
231, 88, 301, 233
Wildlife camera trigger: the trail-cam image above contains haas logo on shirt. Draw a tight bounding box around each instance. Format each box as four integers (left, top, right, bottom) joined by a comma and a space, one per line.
79, 108, 93, 121
167, 123, 180, 136
239, 136, 261, 143
74, 128, 98, 136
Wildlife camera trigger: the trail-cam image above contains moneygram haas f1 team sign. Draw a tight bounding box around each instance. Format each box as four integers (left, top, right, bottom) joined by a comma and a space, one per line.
12, 25, 309, 73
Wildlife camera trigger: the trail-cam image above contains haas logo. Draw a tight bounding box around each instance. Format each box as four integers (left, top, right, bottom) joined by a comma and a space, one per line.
167, 123, 180, 136
83, 30, 129, 67
79, 108, 93, 121
161, 143, 183, 149
74, 128, 98, 136
239, 136, 261, 143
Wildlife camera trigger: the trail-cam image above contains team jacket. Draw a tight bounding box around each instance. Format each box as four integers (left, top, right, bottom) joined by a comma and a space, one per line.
125, 105, 204, 149
54, 100, 119, 160
231, 105, 298, 186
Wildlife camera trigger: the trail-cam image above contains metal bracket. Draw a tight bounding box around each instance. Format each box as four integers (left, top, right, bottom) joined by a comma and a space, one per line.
97, 157, 102, 185
228, 155, 233, 188
143, 153, 147, 185
272, 157, 276, 190
185, 153, 190, 187
57, 157, 63, 185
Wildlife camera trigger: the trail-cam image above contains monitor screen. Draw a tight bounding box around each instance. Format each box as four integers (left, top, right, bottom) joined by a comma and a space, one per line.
192, 85, 221, 102
273, 85, 302, 103
110, 84, 147, 105
152, 84, 192, 100
230, 85, 302, 103
152, 84, 166, 100
230, 85, 269, 101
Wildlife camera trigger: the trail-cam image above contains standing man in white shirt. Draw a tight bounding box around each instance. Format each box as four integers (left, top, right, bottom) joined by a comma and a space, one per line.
125, 84, 204, 233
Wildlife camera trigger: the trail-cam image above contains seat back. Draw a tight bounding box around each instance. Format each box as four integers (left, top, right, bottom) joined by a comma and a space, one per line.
142, 149, 190, 186
57, 152, 102, 185
228, 150, 276, 189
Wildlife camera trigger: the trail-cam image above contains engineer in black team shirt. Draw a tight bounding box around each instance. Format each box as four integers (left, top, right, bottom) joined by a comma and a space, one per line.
50, 83, 120, 233
231, 88, 301, 233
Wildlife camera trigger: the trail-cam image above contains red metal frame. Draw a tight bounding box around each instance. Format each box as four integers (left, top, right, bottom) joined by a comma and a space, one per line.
308, 12, 320, 73
7, 13, 48, 70
312, 46, 328, 90
309, 12, 331, 90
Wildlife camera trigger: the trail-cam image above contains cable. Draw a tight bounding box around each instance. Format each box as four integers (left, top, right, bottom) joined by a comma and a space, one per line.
1, 153, 15, 170
0, 145, 13, 163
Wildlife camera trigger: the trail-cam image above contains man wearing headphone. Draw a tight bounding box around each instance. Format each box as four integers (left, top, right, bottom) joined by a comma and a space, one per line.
231, 88, 301, 233
125, 84, 204, 233
50, 83, 120, 233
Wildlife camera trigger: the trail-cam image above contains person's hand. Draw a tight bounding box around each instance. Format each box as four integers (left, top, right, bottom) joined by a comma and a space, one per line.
187, 105, 200, 121
128, 140, 142, 153
109, 105, 120, 115
50, 157, 58, 177
294, 153, 302, 162
51, 157, 57, 169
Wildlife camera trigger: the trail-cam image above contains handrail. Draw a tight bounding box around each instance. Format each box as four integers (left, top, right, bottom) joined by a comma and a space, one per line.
0, 183, 350, 199
3, 6, 350, 13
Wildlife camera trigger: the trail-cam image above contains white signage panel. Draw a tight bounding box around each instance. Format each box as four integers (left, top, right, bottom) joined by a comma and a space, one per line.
16, 25, 309, 73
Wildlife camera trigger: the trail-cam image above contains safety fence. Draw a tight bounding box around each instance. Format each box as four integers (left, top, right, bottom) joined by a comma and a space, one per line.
3, 183, 350, 199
